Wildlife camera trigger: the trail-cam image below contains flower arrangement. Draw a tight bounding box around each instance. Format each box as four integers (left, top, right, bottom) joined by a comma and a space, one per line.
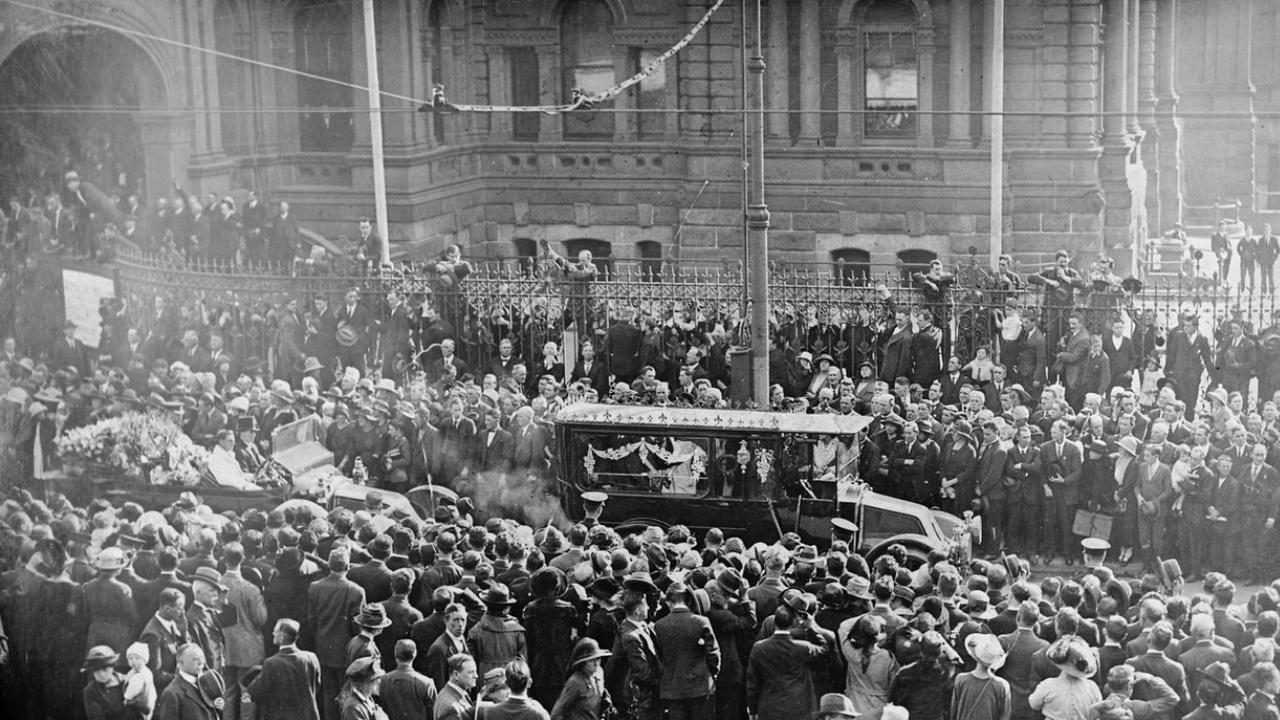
58, 412, 211, 487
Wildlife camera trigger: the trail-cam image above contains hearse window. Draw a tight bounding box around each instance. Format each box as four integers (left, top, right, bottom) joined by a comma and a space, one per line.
713, 439, 774, 500
579, 433, 710, 497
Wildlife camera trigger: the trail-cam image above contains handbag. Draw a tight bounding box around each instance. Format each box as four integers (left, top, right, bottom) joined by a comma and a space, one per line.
1072, 509, 1114, 540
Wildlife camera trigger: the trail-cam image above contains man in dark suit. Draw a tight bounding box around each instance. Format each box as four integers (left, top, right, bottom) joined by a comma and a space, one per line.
510, 407, 549, 480
1179, 615, 1237, 700
908, 309, 944, 387
746, 605, 833, 720
888, 420, 936, 506
1211, 220, 1234, 281
355, 217, 383, 267
437, 398, 476, 485
1207, 455, 1243, 573
999, 601, 1050, 720
1240, 232, 1260, 290
476, 411, 514, 475
572, 339, 611, 398
50, 320, 92, 376
1014, 314, 1048, 392
423, 603, 469, 691
247, 619, 322, 720
187, 568, 227, 673
139, 587, 190, 692
1259, 223, 1280, 293
178, 328, 213, 374
605, 309, 644, 384
1040, 421, 1084, 564
348, 535, 395, 604
975, 422, 1010, 555
985, 364, 1011, 413
1216, 319, 1257, 398
1126, 621, 1189, 715
939, 355, 966, 406
155, 643, 223, 720
878, 310, 914, 385
1103, 318, 1139, 391
335, 288, 375, 371
433, 653, 477, 720
306, 548, 366, 720
271, 201, 302, 267
654, 583, 721, 720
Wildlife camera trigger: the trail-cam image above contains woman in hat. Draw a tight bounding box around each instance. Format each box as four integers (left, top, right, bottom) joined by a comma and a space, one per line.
889, 630, 955, 720
939, 419, 978, 516
339, 656, 386, 720
1028, 637, 1101, 720
842, 614, 899, 720
951, 634, 1010, 720
524, 567, 580, 709
550, 637, 612, 720
83, 645, 129, 720
85, 546, 139, 658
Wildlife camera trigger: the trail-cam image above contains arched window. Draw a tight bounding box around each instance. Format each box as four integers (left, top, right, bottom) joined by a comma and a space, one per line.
513, 238, 538, 275
215, 0, 251, 154
637, 240, 663, 281
896, 248, 936, 283
564, 238, 613, 278
423, 1, 454, 145
831, 248, 871, 285
861, 0, 918, 140
561, 0, 615, 140
295, 0, 353, 152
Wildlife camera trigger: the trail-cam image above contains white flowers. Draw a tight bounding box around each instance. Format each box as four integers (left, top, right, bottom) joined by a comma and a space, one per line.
58, 412, 211, 487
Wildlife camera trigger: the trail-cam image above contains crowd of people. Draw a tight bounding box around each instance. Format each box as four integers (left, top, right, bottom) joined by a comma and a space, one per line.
5, 457, 1280, 720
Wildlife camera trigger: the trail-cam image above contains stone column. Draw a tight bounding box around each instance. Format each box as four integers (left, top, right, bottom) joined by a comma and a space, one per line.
489, 48, 512, 142
947, 0, 972, 147
1155, 0, 1181, 226
836, 30, 855, 145
798, 0, 821, 142
1138, 0, 1161, 232
1067, 0, 1102, 148
767, 0, 790, 141
1127, 0, 1143, 135
1102, 0, 1128, 144
536, 45, 562, 142
138, 114, 194, 192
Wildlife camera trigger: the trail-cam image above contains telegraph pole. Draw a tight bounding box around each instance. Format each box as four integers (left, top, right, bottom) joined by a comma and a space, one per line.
363, 0, 390, 266
745, 0, 771, 405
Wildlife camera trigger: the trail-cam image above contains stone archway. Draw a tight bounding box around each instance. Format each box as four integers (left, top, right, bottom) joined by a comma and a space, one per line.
0, 21, 185, 202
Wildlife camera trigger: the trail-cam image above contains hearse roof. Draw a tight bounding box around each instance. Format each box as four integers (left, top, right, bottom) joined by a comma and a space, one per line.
554, 403, 872, 436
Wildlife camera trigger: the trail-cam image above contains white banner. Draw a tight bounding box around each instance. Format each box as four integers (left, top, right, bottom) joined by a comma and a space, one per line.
62, 269, 114, 349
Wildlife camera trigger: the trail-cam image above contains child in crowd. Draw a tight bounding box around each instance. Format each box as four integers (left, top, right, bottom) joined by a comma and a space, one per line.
123, 641, 157, 720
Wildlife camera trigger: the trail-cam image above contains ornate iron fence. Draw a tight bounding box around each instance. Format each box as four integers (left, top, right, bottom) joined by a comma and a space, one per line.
113, 248, 1280, 387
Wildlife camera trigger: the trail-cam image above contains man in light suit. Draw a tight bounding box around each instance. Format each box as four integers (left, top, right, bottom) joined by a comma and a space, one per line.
1040, 420, 1084, 565
1054, 313, 1093, 410
247, 619, 322, 720
222, 543, 269, 720
1135, 444, 1174, 574
433, 652, 477, 720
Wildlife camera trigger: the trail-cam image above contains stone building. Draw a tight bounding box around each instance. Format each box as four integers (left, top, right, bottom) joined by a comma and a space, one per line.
0, 0, 1268, 268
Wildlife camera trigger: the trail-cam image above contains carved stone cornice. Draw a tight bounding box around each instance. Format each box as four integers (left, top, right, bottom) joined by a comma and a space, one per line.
484, 28, 558, 47
612, 28, 680, 47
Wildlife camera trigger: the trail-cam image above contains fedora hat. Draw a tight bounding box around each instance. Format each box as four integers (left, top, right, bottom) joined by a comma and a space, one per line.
335, 325, 359, 348
1198, 661, 1245, 704
587, 576, 621, 601
482, 583, 517, 607
83, 645, 120, 672
93, 546, 128, 571
567, 637, 611, 671
299, 357, 324, 375
346, 656, 385, 684
818, 693, 861, 718
715, 568, 746, 599
1048, 637, 1096, 679
196, 669, 226, 707
539, 526, 568, 555
965, 633, 1007, 671
845, 575, 873, 601
1115, 436, 1140, 457
191, 566, 227, 592
621, 572, 659, 595
355, 604, 392, 629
